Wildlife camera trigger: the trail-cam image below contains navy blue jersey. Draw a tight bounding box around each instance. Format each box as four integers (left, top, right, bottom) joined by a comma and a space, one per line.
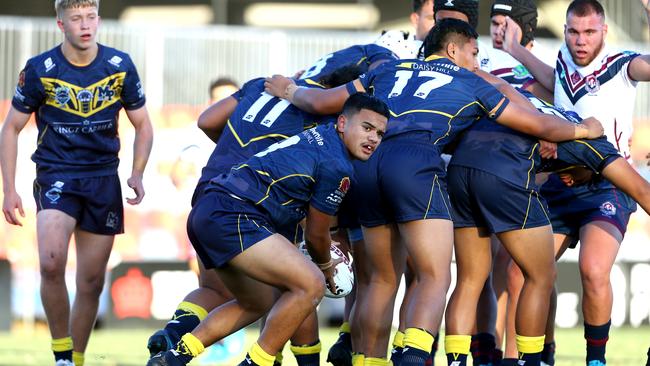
450, 89, 622, 188
12, 44, 145, 178
300, 44, 396, 83
352, 56, 508, 148
210, 124, 353, 229
199, 78, 334, 185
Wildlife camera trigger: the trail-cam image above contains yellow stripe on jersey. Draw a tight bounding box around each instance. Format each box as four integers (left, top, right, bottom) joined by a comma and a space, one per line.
525, 143, 539, 190
255, 174, 316, 205
432, 100, 483, 145
356, 56, 368, 66
41, 72, 126, 118
237, 214, 244, 252
303, 79, 326, 88
574, 140, 605, 160
37, 124, 49, 146
227, 120, 290, 147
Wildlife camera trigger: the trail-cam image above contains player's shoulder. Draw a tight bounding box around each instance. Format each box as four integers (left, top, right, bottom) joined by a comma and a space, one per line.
24, 45, 61, 75
98, 44, 136, 70
240, 77, 266, 93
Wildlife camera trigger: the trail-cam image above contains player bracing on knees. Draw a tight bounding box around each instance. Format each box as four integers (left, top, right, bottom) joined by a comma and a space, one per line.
146, 93, 389, 366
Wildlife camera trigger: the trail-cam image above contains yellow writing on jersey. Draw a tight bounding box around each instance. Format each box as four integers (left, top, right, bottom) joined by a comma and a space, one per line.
41, 72, 126, 118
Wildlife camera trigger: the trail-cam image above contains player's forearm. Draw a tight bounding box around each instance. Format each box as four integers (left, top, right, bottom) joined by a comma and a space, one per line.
290, 86, 347, 115
0, 126, 19, 194
538, 115, 591, 142
305, 230, 332, 266
131, 120, 153, 177
602, 157, 650, 216
509, 44, 555, 92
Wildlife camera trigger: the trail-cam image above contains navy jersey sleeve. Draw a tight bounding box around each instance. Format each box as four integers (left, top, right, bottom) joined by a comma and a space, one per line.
310, 161, 351, 216
364, 44, 398, 65
121, 54, 146, 110
556, 137, 621, 172
345, 62, 387, 95
11, 60, 44, 113
472, 75, 509, 120
234, 78, 265, 102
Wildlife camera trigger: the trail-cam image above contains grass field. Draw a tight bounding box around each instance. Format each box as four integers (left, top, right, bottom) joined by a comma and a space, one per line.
0, 325, 648, 365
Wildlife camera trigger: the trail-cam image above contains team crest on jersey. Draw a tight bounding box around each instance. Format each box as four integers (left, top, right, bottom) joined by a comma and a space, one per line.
106, 211, 119, 229
45, 181, 65, 204
18, 70, 26, 88
54, 86, 71, 106
338, 177, 351, 194
599, 201, 616, 216
41, 72, 126, 117
585, 74, 600, 94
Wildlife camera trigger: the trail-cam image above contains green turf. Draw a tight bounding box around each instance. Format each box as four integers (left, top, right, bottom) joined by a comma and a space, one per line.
0, 326, 647, 365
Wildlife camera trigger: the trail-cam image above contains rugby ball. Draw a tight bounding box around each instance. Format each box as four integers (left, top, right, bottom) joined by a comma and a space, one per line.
299, 242, 354, 298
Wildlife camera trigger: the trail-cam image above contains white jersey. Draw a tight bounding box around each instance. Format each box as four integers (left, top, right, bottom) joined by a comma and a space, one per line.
480, 46, 536, 89
554, 43, 640, 161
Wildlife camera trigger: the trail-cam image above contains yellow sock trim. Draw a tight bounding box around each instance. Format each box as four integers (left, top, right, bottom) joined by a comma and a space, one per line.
340, 322, 351, 333
444, 335, 471, 355
352, 353, 365, 366
516, 334, 545, 354
179, 333, 205, 357
290, 341, 322, 356
51, 337, 73, 352
403, 328, 434, 353
72, 351, 84, 366
364, 357, 390, 366
392, 331, 405, 348
250, 342, 276, 366
178, 301, 209, 321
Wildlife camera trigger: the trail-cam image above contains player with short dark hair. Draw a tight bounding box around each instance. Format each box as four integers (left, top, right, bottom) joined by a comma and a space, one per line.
0, 1, 153, 365
264, 18, 603, 366
146, 93, 388, 366
146, 66, 363, 366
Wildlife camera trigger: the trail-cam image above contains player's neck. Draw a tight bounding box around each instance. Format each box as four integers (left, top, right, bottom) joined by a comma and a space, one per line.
60, 42, 99, 67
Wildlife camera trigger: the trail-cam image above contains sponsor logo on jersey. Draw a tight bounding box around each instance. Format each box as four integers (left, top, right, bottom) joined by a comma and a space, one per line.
599, 201, 616, 217
585, 74, 600, 94
41, 72, 126, 118
108, 55, 123, 68
445, 0, 455, 6
338, 177, 351, 194
44, 57, 56, 72
512, 65, 531, 79
326, 176, 350, 206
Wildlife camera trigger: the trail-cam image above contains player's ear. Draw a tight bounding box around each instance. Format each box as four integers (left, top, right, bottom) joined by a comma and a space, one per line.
56, 18, 65, 32
446, 42, 456, 61
336, 114, 347, 133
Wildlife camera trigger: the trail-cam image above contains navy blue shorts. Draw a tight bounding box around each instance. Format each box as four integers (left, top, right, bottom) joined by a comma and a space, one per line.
187, 188, 279, 269
355, 133, 452, 227
33, 175, 124, 235
541, 174, 635, 244
447, 166, 550, 233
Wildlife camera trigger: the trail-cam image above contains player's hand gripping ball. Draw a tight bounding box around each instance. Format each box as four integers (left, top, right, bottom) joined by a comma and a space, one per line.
299, 242, 354, 298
